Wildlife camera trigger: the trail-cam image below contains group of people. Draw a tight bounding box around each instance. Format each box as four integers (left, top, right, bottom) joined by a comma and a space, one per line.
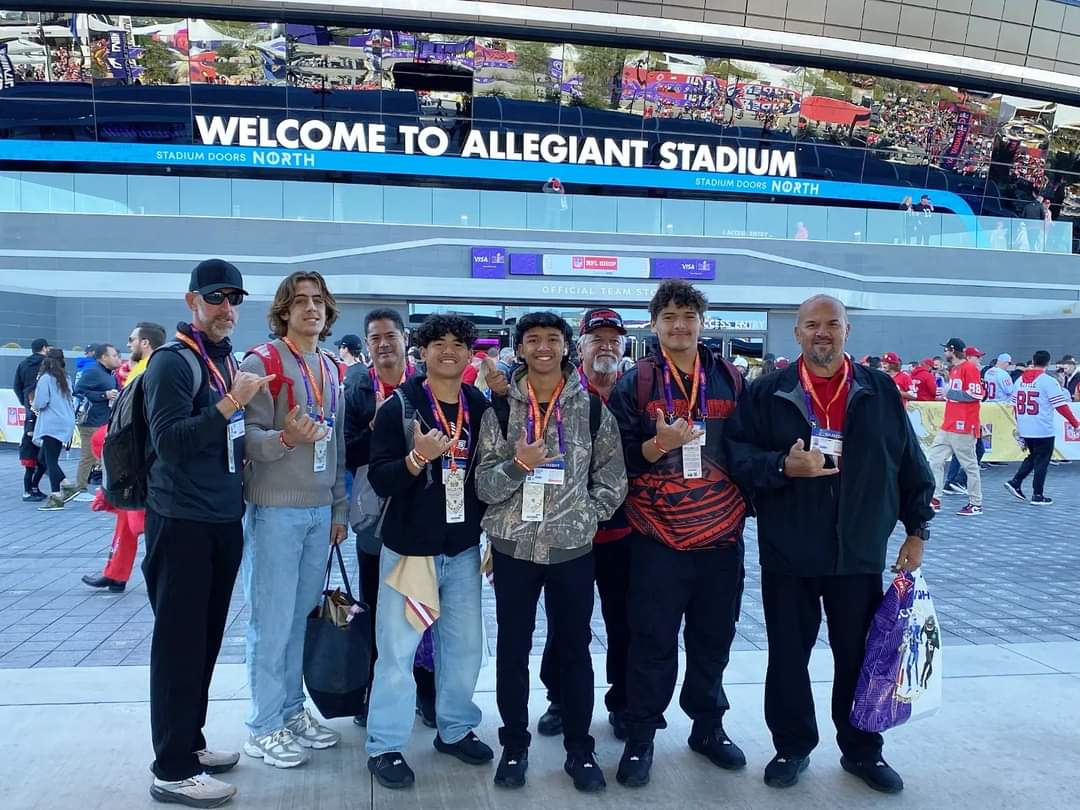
22, 259, 927, 808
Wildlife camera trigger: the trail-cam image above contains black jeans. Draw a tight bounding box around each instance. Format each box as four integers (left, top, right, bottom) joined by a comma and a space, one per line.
624, 533, 744, 744
540, 537, 631, 715
358, 548, 436, 707
39, 435, 65, 492
761, 569, 883, 762
1012, 436, 1055, 496
142, 510, 243, 781
493, 548, 595, 754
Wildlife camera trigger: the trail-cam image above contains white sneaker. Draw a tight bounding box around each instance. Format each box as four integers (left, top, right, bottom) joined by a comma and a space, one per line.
149, 773, 236, 807
195, 749, 240, 774
243, 728, 309, 768
286, 707, 341, 749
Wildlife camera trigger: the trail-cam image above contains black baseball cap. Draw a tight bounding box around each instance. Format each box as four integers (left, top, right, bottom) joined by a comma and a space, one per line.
335, 334, 363, 354
189, 259, 248, 297
1058, 354, 1077, 365
31, 338, 48, 352
942, 337, 966, 353
579, 307, 626, 337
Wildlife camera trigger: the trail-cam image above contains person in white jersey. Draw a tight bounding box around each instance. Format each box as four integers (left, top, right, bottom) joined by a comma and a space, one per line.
983, 354, 1015, 403
1004, 350, 1080, 505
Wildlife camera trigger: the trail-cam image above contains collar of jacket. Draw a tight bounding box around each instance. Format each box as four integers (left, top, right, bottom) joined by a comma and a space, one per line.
509, 362, 583, 403
773, 358, 875, 424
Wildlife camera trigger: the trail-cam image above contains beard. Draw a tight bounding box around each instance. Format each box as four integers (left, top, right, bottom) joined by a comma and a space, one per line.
807, 344, 837, 367
130, 347, 143, 362
591, 355, 620, 374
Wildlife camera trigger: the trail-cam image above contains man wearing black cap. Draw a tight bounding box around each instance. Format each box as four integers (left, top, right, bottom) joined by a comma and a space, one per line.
141, 259, 274, 808
336, 333, 365, 368
537, 307, 632, 740
926, 338, 985, 516
13, 338, 50, 501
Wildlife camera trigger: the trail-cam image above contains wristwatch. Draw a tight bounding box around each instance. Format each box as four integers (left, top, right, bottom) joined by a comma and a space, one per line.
910, 523, 931, 543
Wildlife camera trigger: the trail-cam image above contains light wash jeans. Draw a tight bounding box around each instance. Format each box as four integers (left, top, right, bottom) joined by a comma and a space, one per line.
242, 504, 331, 737
366, 545, 483, 757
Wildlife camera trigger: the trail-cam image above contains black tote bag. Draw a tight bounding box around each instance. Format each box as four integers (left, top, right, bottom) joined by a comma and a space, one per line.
303, 544, 372, 719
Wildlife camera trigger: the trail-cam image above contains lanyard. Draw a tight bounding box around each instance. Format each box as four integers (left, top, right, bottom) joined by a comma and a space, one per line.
798, 357, 852, 431
660, 348, 707, 420
526, 378, 566, 455
175, 331, 235, 398
370, 363, 411, 395
577, 365, 619, 404
281, 337, 334, 422
422, 382, 469, 470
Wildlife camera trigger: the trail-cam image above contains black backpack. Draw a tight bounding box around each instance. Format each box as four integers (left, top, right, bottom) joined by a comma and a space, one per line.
101, 344, 202, 510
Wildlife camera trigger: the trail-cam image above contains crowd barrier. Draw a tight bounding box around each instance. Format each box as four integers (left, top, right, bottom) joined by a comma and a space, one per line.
1, 390, 82, 448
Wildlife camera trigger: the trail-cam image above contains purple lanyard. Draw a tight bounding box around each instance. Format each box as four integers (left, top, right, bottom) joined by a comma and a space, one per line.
661, 357, 708, 421
285, 345, 337, 424
800, 361, 852, 430
189, 329, 235, 398
526, 396, 566, 456
422, 382, 470, 459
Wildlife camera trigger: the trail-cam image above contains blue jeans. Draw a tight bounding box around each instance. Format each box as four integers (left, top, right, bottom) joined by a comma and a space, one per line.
242, 504, 331, 737
366, 545, 483, 757
947, 436, 985, 487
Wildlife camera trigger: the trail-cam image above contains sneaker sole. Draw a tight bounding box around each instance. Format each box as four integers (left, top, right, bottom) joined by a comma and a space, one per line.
242, 743, 307, 769
149, 785, 235, 808
615, 770, 650, 788
291, 734, 340, 750
37, 505, 64, 511
1003, 483, 1027, 502
370, 772, 415, 790
688, 739, 747, 771
61, 490, 83, 503
1031, 500, 1054, 506
764, 756, 810, 789
433, 740, 494, 765
840, 757, 903, 794
956, 511, 983, 516
565, 769, 607, 793
493, 776, 527, 790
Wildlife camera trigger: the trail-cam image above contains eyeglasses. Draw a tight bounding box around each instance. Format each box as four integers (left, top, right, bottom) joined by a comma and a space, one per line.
202, 291, 244, 306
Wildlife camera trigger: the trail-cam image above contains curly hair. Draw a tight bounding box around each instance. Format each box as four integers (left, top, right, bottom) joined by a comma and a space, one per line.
648, 279, 707, 319
415, 314, 477, 349
268, 271, 340, 340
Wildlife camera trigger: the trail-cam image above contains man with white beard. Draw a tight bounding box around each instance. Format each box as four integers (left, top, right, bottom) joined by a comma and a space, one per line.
536, 308, 633, 741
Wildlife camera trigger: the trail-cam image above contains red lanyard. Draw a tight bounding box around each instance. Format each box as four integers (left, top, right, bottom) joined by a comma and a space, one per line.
526, 378, 565, 447
281, 336, 325, 418
175, 331, 234, 397
798, 357, 851, 431
369, 363, 410, 395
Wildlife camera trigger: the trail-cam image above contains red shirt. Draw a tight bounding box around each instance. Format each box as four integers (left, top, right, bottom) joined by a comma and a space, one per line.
462, 364, 479, 386
942, 360, 984, 435
891, 371, 913, 398
911, 367, 938, 401
801, 359, 848, 433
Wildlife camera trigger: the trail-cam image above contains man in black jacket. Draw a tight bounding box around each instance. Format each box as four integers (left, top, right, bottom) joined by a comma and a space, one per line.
141, 259, 273, 808
727, 294, 934, 796
13, 337, 49, 407
13, 338, 49, 500
364, 314, 493, 790
72, 342, 122, 495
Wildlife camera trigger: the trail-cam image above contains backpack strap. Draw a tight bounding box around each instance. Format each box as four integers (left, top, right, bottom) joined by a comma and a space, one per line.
245, 342, 294, 411
151, 341, 205, 402
491, 394, 511, 440
635, 356, 659, 414
588, 393, 602, 441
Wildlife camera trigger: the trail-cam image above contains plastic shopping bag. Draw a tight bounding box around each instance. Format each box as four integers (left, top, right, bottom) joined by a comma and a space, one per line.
850, 569, 943, 732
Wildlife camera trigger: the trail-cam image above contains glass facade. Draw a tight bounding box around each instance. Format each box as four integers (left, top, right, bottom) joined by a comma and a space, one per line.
0, 9, 1078, 249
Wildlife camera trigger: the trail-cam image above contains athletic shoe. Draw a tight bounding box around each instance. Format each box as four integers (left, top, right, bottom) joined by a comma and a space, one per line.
616, 741, 653, 788
493, 748, 528, 789
243, 729, 308, 768
368, 753, 415, 790
942, 482, 967, 496
285, 707, 340, 749
149, 773, 236, 807
840, 756, 904, 794
1003, 481, 1026, 501
1049, 459, 1070, 465
537, 702, 562, 736
608, 711, 627, 741
930, 498, 941, 513
434, 731, 494, 765
1031, 495, 1054, 505
688, 724, 746, 770
22, 491, 45, 502
564, 751, 606, 793
81, 574, 126, 593
956, 503, 983, 516
38, 494, 65, 511
195, 750, 240, 775
73, 491, 96, 502
60, 483, 83, 503
763, 754, 810, 789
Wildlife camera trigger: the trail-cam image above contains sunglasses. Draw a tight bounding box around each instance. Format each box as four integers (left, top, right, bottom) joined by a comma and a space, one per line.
201, 291, 244, 306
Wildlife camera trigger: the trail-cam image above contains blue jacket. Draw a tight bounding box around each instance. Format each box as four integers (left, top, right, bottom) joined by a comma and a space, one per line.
73, 362, 117, 427
32, 374, 76, 446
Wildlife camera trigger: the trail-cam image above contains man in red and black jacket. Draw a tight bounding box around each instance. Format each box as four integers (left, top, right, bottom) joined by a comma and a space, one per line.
536, 307, 632, 741
607, 281, 750, 789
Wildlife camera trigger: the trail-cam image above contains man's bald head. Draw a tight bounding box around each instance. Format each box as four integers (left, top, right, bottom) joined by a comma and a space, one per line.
797, 294, 848, 327
795, 294, 851, 373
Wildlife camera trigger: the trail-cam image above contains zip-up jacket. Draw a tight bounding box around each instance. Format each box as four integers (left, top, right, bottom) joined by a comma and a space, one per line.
344, 363, 417, 474
475, 366, 627, 564
13, 353, 43, 407
725, 362, 935, 576
73, 362, 118, 428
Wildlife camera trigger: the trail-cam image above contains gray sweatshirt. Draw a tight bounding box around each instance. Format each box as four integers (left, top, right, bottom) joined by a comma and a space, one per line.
240, 340, 348, 526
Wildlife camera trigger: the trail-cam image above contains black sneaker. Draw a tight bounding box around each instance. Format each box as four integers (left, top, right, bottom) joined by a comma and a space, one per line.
537, 702, 562, 737
434, 731, 494, 765
942, 481, 967, 496
841, 756, 904, 794
564, 751, 606, 793
368, 752, 415, 790
415, 693, 436, 729
1032, 495, 1054, 505
352, 711, 367, 728
1003, 481, 1026, 501
81, 574, 126, 593
22, 491, 45, 502
616, 741, 653, 788
764, 754, 810, 788
493, 748, 528, 789
688, 725, 746, 770
608, 711, 627, 741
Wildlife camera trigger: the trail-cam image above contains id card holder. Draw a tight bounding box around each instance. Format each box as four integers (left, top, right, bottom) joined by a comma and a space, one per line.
442, 457, 466, 524
313, 434, 328, 473
692, 419, 707, 446
810, 427, 843, 457
527, 460, 566, 486
682, 442, 703, 479
226, 410, 245, 474
521, 480, 545, 522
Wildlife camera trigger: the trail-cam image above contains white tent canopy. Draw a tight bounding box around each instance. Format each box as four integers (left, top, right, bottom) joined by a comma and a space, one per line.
131, 19, 242, 44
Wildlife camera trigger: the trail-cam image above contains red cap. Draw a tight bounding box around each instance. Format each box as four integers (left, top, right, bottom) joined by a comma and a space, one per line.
920, 357, 935, 367
965, 346, 985, 358
881, 351, 901, 365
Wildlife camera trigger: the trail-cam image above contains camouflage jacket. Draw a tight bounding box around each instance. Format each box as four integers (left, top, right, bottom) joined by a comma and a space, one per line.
475, 367, 627, 564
